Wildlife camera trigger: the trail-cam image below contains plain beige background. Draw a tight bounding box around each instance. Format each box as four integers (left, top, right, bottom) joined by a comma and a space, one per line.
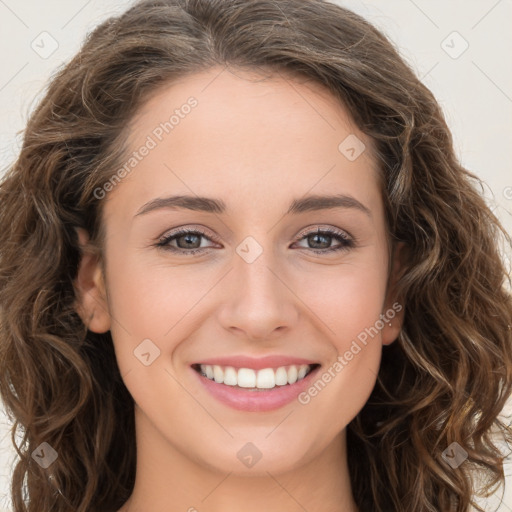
0, 1, 511, 510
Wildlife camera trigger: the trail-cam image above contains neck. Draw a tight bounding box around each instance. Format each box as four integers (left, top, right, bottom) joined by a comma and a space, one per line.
118, 406, 359, 512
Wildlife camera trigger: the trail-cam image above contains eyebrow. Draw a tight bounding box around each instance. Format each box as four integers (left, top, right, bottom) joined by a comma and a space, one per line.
135, 193, 372, 218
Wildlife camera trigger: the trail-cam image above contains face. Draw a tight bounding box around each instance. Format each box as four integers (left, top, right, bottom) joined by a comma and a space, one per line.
76, 66, 404, 477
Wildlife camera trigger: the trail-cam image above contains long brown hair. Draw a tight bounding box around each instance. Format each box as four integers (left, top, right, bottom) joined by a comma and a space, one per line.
1, 0, 511, 510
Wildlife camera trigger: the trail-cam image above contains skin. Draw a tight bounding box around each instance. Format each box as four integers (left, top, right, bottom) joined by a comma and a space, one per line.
75, 66, 405, 512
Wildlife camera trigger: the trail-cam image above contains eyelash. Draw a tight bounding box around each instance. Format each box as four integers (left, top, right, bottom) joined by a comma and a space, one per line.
155, 226, 356, 256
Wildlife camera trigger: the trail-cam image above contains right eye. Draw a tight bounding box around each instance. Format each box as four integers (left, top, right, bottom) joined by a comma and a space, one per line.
155, 227, 221, 256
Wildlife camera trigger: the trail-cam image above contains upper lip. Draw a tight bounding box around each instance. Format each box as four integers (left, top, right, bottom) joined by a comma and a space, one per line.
192, 355, 319, 370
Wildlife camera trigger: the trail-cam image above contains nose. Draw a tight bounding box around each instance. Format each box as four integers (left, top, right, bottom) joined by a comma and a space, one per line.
216, 244, 299, 342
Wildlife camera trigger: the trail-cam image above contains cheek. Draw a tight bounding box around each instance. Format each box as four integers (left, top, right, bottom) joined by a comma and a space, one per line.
103, 252, 200, 373
294, 263, 386, 437
290, 252, 387, 406
293, 255, 388, 345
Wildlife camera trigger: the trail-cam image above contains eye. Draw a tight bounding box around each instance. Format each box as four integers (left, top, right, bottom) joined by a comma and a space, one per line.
292, 226, 355, 254
155, 227, 219, 255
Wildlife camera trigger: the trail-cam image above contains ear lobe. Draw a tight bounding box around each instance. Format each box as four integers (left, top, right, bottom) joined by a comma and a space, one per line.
381, 302, 405, 346
381, 241, 407, 346
73, 228, 111, 333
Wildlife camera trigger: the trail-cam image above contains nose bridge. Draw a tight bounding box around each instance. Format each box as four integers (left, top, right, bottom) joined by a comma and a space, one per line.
217, 236, 298, 340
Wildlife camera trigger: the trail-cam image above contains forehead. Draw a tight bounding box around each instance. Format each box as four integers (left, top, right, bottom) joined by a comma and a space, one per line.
105, 67, 381, 219
127, 66, 374, 154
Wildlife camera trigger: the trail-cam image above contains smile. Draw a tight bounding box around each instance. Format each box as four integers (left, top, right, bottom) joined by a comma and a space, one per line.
193, 363, 318, 390
191, 359, 321, 412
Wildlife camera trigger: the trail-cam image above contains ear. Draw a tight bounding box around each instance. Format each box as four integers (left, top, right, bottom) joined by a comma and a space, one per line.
73, 228, 111, 333
381, 241, 406, 346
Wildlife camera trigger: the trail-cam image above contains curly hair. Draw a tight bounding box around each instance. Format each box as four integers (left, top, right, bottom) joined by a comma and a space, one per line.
0, 0, 511, 511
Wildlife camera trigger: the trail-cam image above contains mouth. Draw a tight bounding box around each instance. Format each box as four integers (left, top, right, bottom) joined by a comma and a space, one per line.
191, 363, 320, 391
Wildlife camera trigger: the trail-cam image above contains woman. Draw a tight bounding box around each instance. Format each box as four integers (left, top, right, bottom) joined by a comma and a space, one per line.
0, 0, 511, 511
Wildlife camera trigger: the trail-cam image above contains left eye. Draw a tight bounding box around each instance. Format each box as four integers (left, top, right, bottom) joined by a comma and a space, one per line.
292, 227, 355, 253
156, 227, 355, 255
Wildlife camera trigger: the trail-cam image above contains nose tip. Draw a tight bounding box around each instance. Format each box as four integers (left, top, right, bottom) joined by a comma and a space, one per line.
217, 253, 299, 342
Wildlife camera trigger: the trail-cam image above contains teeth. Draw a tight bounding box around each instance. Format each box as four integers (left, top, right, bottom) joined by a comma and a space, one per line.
204, 365, 214, 380
223, 366, 237, 386
256, 368, 275, 389
198, 364, 313, 389
287, 365, 298, 384
213, 365, 223, 383
275, 367, 288, 386
297, 365, 308, 380
238, 368, 257, 388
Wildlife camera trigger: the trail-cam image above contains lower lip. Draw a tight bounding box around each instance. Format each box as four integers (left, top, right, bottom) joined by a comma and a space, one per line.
192, 366, 320, 412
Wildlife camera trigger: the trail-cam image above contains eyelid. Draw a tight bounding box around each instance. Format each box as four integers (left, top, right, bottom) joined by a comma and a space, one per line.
157, 225, 221, 244
294, 224, 353, 242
